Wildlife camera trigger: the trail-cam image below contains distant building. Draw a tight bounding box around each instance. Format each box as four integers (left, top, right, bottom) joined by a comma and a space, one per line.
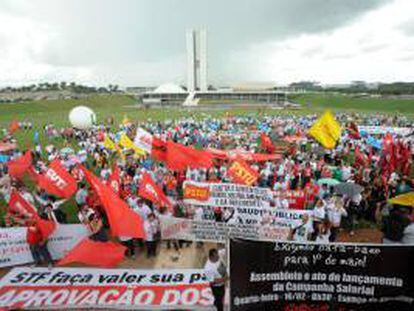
140, 30, 290, 108
186, 29, 207, 92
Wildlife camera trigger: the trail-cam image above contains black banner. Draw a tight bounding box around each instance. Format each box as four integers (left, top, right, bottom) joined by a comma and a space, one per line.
230, 239, 414, 311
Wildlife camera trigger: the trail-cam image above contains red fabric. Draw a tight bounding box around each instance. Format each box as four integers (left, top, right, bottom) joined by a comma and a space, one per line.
166, 141, 213, 171
108, 164, 121, 195
8, 190, 38, 219
57, 238, 126, 268
9, 190, 56, 240
29, 160, 77, 198
26, 219, 56, 243
139, 172, 172, 210
36, 218, 57, 241
382, 133, 397, 173
151, 137, 167, 162
9, 120, 20, 134
80, 165, 145, 239
7, 151, 32, 179
347, 122, 361, 139
26, 225, 43, 245
354, 146, 369, 167
260, 133, 276, 153
227, 157, 259, 186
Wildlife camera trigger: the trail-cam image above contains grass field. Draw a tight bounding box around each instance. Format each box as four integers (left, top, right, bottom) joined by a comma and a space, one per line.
290, 92, 414, 115
0, 92, 413, 149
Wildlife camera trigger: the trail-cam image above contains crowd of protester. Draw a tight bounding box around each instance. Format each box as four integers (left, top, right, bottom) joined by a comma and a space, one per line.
0, 112, 413, 266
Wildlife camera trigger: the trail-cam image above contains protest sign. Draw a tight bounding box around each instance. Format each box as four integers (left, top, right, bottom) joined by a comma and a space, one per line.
273, 190, 306, 209
227, 158, 259, 186
0, 267, 213, 309
134, 127, 153, 153
159, 216, 291, 242
183, 181, 271, 208
200, 206, 310, 228
230, 239, 414, 311
0, 224, 88, 268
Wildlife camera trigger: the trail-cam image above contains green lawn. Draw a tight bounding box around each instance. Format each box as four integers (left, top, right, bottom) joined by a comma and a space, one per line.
290, 92, 414, 115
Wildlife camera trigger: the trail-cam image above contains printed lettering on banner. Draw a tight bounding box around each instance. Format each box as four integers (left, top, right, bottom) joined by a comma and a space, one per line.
0, 267, 214, 309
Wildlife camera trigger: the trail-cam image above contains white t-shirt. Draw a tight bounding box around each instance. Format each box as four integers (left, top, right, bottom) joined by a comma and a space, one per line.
292, 222, 314, 242
204, 259, 226, 287
313, 205, 326, 221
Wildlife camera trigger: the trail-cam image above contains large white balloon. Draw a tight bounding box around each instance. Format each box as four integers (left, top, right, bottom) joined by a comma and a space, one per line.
69, 106, 96, 129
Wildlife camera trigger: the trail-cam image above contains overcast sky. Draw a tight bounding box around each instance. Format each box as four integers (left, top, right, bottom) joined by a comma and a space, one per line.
1, 0, 414, 87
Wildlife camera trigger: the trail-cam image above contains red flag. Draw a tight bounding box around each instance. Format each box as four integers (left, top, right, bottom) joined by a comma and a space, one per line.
166, 141, 213, 171
347, 122, 361, 139
260, 133, 276, 153
227, 157, 259, 186
382, 133, 397, 172
354, 146, 369, 167
7, 151, 32, 179
108, 164, 121, 195
57, 238, 126, 268
151, 137, 167, 162
139, 172, 172, 209
80, 165, 145, 238
9, 190, 56, 239
29, 159, 77, 198
9, 120, 20, 134
8, 190, 38, 219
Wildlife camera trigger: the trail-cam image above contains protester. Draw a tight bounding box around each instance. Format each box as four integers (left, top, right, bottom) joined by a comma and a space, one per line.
204, 248, 227, 311
26, 218, 53, 268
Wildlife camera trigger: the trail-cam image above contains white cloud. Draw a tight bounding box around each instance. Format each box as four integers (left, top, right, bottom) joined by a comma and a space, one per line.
225, 0, 414, 84
0, 9, 95, 86
0, 0, 413, 86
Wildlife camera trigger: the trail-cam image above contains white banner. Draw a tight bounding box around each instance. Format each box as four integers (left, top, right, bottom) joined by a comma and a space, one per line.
183, 181, 272, 208
0, 267, 213, 309
0, 224, 88, 268
134, 127, 153, 153
358, 126, 413, 136
200, 206, 311, 227
160, 216, 291, 242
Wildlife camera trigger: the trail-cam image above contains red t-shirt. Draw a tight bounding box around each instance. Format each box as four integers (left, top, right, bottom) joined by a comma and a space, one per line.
26, 225, 42, 245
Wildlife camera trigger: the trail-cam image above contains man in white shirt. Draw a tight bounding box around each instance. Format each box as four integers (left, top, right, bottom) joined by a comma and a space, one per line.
291, 214, 314, 242
204, 248, 227, 311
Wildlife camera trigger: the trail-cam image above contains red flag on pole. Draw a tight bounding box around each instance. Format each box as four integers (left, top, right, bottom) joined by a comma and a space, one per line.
29, 159, 77, 198
227, 157, 259, 186
354, 146, 369, 167
138, 171, 172, 210
108, 164, 121, 195
9, 190, 56, 239
347, 122, 361, 139
166, 141, 213, 171
260, 133, 276, 153
57, 238, 126, 268
151, 137, 167, 162
8, 190, 38, 218
80, 165, 145, 238
7, 151, 32, 179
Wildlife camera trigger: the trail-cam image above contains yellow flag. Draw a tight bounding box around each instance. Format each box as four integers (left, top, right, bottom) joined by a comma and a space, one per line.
388, 192, 414, 207
308, 111, 341, 149
104, 136, 118, 151
119, 133, 146, 156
